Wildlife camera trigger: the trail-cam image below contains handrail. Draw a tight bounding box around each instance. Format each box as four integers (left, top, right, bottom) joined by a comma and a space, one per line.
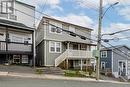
55, 50, 68, 67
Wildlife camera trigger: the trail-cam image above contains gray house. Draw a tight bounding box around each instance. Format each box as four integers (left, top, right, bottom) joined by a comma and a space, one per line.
0, 0, 35, 65
36, 16, 96, 70
100, 45, 130, 79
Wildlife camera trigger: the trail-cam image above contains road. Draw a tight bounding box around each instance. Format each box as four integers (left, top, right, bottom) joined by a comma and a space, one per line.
0, 76, 130, 87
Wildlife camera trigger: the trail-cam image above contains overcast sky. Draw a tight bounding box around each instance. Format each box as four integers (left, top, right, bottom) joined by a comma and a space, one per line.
19, 0, 130, 47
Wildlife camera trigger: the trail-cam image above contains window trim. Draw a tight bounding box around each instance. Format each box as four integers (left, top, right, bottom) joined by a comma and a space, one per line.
49, 25, 62, 35
101, 51, 107, 58
49, 41, 62, 53
1, 1, 13, 14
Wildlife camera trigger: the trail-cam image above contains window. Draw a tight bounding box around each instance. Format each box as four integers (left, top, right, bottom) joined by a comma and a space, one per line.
50, 25, 62, 34
101, 62, 106, 70
49, 41, 62, 53
12, 36, 23, 43
22, 55, 28, 63
101, 51, 107, 58
1, 1, 13, 14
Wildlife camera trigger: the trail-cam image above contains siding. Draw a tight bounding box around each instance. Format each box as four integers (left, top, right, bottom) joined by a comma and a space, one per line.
45, 40, 66, 66
36, 41, 44, 66
113, 46, 129, 72
100, 50, 112, 69
36, 19, 92, 45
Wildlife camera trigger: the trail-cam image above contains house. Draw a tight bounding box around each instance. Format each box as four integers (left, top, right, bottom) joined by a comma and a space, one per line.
36, 16, 96, 70
0, 0, 35, 65
100, 45, 130, 79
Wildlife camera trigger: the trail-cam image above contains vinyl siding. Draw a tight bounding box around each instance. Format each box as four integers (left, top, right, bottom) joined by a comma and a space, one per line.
100, 50, 112, 69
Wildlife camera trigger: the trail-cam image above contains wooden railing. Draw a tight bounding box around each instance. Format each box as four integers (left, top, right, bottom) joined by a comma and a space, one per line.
55, 50, 68, 67
55, 49, 94, 67
68, 49, 93, 59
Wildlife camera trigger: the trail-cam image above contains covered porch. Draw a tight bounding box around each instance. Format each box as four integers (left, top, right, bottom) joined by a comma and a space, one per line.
55, 41, 96, 71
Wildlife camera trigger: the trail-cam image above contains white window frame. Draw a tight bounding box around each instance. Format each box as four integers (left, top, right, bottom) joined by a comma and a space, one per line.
49, 41, 62, 53
22, 55, 29, 64
101, 61, 106, 70
49, 25, 62, 34
101, 51, 107, 58
1, 1, 13, 14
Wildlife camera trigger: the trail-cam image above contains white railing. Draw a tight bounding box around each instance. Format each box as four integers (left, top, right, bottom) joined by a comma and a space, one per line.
0, 42, 6, 51
68, 49, 93, 59
55, 49, 94, 67
55, 50, 68, 67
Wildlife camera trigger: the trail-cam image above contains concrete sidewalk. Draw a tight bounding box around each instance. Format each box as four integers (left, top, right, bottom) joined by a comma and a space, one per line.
0, 71, 130, 85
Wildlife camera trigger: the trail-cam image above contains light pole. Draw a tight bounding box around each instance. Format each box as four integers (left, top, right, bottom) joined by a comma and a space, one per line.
96, 0, 119, 80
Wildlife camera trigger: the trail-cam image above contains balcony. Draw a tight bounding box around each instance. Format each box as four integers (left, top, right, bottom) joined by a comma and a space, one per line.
0, 41, 32, 53
55, 49, 94, 67
8, 43, 32, 52
68, 49, 93, 59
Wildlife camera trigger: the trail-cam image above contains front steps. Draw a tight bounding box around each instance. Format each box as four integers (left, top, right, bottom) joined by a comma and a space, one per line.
39, 67, 64, 75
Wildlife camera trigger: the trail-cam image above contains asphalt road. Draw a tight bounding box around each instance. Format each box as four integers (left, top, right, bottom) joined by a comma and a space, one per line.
0, 76, 130, 87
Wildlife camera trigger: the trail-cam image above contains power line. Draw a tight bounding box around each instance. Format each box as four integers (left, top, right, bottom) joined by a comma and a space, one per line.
103, 42, 130, 59
1, 2, 130, 60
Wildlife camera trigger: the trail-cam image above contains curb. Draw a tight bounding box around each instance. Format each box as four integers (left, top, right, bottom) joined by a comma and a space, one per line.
0, 72, 130, 84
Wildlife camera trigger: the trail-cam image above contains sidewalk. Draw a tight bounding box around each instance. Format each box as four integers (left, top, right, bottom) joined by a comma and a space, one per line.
0, 71, 130, 85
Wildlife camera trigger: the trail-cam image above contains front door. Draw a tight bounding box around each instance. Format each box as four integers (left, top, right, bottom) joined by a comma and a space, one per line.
101, 62, 105, 70
118, 61, 126, 76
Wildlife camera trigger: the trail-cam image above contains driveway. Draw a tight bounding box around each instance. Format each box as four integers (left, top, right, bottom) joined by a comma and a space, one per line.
0, 65, 35, 74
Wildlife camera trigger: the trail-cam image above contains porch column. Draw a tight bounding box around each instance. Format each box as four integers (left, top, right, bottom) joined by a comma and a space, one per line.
5, 27, 8, 62
66, 42, 70, 69
86, 59, 91, 72
80, 59, 83, 71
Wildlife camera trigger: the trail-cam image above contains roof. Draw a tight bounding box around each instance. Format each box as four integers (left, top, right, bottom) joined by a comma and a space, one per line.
43, 16, 93, 31
101, 45, 130, 51
0, 19, 34, 31
16, 0, 35, 9
64, 41, 96, 46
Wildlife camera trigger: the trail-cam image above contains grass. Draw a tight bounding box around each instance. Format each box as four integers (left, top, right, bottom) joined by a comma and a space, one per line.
64, 70, 96, 78
64, 70, 86, 77
35, 69, 43, 75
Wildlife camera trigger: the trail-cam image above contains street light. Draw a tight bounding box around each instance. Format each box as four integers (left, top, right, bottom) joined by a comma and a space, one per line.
101, 2, 119, 19
96, 0, 119, 80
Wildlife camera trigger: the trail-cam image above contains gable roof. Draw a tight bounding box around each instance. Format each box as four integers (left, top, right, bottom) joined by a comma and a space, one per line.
42, 16, 93, 31
16, 0, 35, 9
0, 19, 34, 31
101, 45, 130, 51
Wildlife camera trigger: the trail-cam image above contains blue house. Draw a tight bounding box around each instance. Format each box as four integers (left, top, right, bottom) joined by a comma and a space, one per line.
100, 45, 130, 79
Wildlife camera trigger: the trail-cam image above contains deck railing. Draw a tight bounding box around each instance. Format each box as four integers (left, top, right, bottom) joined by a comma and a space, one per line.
55, 49, 94, 67
0, 41, 32, 52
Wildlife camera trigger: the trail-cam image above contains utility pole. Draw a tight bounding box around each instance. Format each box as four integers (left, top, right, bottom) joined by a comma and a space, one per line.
96, 0, 103, 80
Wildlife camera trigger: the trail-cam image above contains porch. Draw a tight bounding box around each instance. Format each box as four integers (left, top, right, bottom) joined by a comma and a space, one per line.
55, 41, 96, 70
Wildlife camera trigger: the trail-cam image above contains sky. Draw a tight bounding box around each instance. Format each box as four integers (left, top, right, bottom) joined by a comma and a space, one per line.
18, 0, 130, 47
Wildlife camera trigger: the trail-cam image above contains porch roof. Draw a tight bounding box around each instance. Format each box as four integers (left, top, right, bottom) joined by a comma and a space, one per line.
63, 41, 96, 46
0, 19, 34, 31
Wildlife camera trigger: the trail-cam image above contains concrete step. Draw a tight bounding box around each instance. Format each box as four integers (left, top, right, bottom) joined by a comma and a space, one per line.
37, 67, 64, 75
